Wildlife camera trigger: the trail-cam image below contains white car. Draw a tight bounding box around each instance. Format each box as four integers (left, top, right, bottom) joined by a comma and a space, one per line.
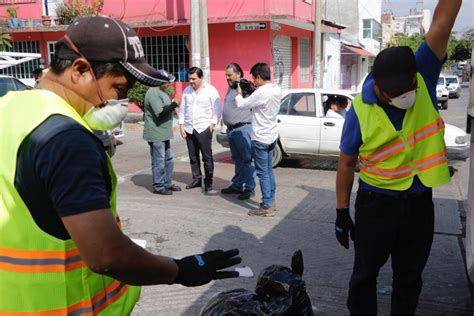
445, 75, 461, 98
216, 88, 469, 167
436, 75, 449, 109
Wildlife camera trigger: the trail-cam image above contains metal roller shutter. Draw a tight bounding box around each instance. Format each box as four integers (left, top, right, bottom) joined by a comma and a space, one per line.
272, 35, 292, 89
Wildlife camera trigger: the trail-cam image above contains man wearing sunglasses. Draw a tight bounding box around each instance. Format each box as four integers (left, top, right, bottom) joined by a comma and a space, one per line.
335, 1, 462, 314
0, 16, 240, 314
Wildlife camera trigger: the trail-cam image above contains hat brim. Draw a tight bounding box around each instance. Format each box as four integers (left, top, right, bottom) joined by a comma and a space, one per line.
376, 71, 417, 93
120, 61, 170, 87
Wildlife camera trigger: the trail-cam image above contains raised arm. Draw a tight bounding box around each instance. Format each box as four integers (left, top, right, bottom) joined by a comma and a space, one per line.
426, 0, 462, 60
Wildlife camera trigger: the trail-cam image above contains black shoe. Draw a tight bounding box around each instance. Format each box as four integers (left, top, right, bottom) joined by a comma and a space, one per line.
204, 186, 214, 193
186, 180, 202, 189
238, 190, 255, 200
167, 184, 182, 192
221, 185, 243, 194
153, 188, 173, 195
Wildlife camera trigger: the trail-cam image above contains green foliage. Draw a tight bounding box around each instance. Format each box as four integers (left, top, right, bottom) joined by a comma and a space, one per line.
388, 33, 471, 68
451, 39, 471, 62
388, 33, 425, 52
55, 0, 103, 24
127, 82, 149, 106
163, 85, 175, 97
6, 6, 19, 18
0, 33, 12, 50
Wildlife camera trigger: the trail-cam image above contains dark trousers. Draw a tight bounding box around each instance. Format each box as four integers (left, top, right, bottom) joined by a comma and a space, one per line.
348, 189, 434, 315
185, 128, 214, 187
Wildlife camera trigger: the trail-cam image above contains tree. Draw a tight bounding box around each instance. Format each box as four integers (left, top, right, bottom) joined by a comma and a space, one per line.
451, 39, 471, 62
388, 33, 424, 52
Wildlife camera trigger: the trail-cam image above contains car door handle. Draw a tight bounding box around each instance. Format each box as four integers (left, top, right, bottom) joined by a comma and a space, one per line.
324, 122, 335, 127
277, 119, 281, 123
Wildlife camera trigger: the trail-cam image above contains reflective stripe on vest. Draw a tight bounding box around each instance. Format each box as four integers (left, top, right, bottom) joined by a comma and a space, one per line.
0, 90, 140, 314
353, 73, 450, 190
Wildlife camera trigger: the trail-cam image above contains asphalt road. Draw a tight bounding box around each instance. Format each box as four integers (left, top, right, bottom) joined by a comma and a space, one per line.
112, 85, 473, 315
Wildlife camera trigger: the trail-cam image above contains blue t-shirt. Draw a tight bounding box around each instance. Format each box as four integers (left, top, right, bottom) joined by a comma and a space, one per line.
340, 41, 445, 195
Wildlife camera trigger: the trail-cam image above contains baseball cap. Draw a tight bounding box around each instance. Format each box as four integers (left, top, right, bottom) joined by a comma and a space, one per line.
55, 16, 168, 87
157, 69, 176, 85
372, 46, 418, 93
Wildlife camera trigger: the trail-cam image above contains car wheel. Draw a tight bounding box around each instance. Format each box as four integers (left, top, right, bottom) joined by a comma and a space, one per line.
441, 101, 448, 110
272, 142, 283, 168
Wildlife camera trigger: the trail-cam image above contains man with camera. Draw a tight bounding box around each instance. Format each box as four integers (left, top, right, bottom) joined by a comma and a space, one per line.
235, 63, 281, 217
221, 63, 256, 200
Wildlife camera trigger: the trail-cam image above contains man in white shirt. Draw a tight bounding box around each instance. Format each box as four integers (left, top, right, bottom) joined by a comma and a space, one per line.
235, 63, 282, 217
221, 63, 256, 200
326, 97, 348, 119
179, 67, 222, 192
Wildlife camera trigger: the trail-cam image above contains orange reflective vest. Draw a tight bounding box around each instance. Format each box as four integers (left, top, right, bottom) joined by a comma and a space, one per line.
353, 73, 450, 190
0, 90, 141, 315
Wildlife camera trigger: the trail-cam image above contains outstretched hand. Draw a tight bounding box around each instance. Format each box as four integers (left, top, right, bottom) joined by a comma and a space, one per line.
173, 249, 242, 287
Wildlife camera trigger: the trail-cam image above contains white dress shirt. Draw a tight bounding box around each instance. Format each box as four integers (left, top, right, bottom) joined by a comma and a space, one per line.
223, 87, 253, 126
325, 109, 344, 119
235, 83, 281, 144
179, 82, 222, 134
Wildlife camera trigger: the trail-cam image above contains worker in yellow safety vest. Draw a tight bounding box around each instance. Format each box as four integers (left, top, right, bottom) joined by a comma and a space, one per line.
335, 0, 462, 314
0, 16, 241, 315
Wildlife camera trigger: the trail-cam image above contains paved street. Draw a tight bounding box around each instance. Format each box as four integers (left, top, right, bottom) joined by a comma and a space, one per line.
114, 85, 474, 315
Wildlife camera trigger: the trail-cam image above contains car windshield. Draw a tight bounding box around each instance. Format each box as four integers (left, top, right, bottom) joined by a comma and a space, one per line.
437, 77, 445, 85
446, 77, 458, 84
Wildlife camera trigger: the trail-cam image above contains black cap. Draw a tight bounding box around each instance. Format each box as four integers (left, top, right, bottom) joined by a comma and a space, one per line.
157, 69, 176, 85
55, 16, 168, 87
372, 46, 417, 93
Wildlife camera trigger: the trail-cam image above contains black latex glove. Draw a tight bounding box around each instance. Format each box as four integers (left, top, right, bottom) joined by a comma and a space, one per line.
173, 249, 241, 287
335, 207, 355, 249
160, 101, 179, 116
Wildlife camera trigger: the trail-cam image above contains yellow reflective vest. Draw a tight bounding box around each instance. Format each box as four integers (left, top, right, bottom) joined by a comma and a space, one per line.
0, 90, 141, 315
353, 73, 450, 191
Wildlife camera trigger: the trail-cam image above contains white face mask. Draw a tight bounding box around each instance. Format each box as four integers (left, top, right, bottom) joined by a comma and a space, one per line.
388, 89, 416, 110
83, 99, 129, 130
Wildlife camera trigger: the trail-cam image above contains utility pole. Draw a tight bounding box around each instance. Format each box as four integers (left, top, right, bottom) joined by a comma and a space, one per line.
190, 0, 201, 68
313, 0, 323, 88
200, 0, 211, 81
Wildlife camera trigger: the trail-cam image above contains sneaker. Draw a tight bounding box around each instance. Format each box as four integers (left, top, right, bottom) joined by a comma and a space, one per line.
153, 188, 173, 195
186, 180, 202, 189
204, 186, 214, 193
220, 186, 243, 194
167, 184, 182, 192
238, 190, 255, 200
248, 204, 276, 217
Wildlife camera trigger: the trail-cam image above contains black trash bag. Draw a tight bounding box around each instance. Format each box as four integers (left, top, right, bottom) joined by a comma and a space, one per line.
200, 250, 313, 316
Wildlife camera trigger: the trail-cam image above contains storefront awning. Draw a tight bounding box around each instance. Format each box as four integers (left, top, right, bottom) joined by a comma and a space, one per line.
342, 44, 376, 57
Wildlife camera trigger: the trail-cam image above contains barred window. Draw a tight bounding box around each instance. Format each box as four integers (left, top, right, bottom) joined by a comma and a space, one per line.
140, 35, 189, 82
47, 41, 56, 65
299, 38, 310, 82
0, 41, 41, 80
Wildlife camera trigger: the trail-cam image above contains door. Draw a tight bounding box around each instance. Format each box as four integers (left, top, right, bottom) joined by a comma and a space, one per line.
278, 92, 320, 155
273, 36, 292, 89
319, 93, 353, 154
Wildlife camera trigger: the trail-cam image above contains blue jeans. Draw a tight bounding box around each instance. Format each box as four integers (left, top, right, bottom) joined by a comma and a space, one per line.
149, 140, 174, 191
228, 124, 255, 192
251, 140, 276, 207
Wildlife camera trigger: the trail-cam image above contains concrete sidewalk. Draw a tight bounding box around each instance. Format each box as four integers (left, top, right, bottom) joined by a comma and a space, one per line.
113, 127, 473, 315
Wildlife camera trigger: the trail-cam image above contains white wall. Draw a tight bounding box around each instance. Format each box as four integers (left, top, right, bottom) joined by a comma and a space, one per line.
323, 33, 341, 89
359, 0, 381, 54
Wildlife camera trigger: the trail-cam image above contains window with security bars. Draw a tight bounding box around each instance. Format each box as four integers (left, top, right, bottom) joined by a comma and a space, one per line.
140, 35, 189, 82
47, 41, 56, 65
299, 38, 310, 82
0, 41, 41, 80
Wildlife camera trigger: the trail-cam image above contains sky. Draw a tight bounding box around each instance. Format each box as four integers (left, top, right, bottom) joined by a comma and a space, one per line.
382, 0, 473, 36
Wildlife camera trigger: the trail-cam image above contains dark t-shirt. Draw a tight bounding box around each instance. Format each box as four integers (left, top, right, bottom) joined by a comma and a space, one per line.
15, 115, 111, 240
